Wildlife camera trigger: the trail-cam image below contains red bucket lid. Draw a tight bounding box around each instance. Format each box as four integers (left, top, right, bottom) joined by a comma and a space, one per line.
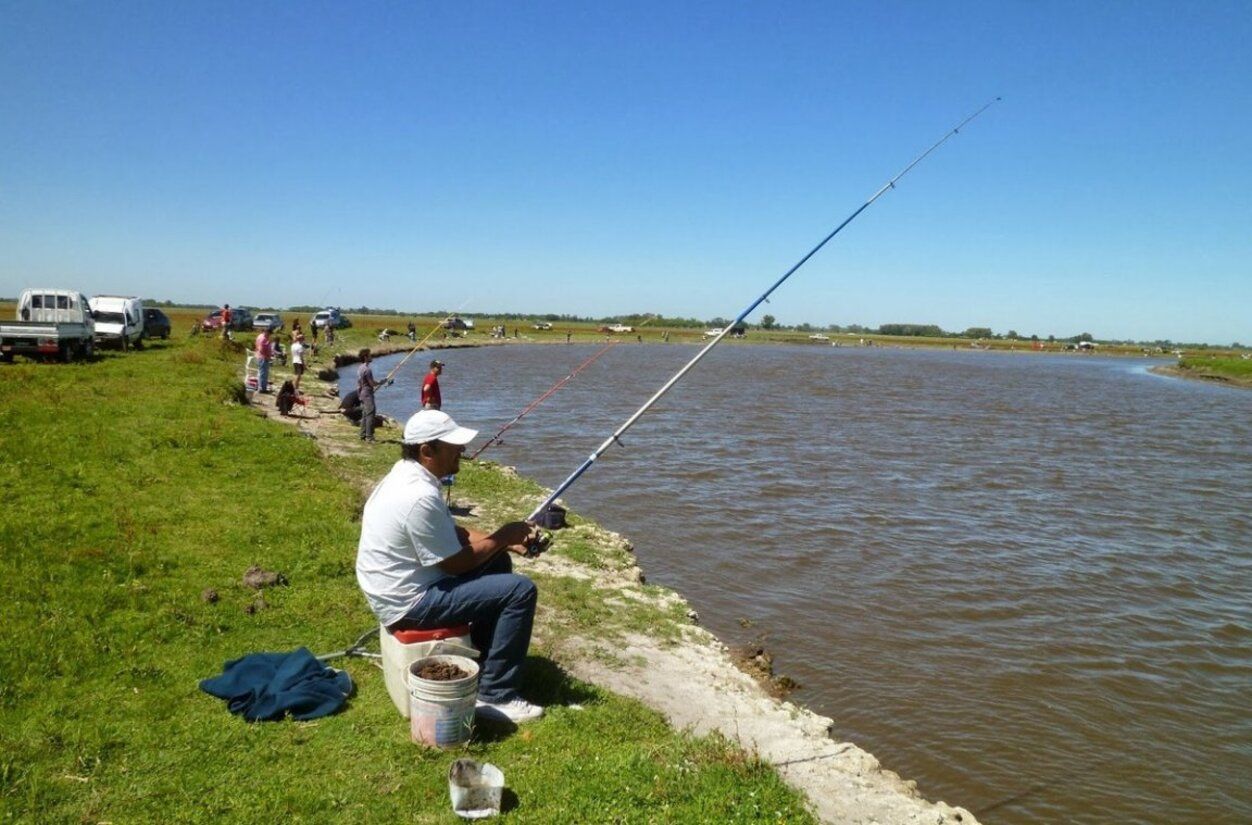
391, 624, 471, 644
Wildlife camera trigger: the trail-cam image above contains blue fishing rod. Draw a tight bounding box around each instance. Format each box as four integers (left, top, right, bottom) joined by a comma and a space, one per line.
525, 99, 1000, 530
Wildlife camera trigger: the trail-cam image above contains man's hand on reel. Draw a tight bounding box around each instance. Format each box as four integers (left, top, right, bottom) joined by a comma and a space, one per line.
522, 523, 552, 558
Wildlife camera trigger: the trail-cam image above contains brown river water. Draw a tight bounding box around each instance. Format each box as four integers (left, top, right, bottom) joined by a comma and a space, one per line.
374, 343, 1251, 824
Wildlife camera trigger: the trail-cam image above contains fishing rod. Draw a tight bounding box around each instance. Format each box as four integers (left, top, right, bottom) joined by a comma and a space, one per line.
469, 340, 620, 460
525, 99, 1000, 525
380, 300, 472, 387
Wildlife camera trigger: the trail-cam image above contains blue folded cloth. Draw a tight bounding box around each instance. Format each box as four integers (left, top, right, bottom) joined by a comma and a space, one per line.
200, 647, 354, 722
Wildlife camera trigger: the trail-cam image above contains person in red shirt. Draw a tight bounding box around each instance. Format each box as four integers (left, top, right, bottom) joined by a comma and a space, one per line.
421, 360, 444, 410
221, 304, 232, 339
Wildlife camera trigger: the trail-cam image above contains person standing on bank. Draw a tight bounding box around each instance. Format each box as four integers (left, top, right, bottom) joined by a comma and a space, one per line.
357, 348, 383, 442
355, 409, 544, 723
221, 304, 233, 339
421, 359, 444, 410
254, 326, 273, 393
291, 333, 308, 391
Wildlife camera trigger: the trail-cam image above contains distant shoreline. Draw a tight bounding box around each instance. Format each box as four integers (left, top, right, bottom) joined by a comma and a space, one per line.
1150, 363, 1252, 390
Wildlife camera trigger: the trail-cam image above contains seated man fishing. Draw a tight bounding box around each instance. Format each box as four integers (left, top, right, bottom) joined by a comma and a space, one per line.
355, 409, 545, 723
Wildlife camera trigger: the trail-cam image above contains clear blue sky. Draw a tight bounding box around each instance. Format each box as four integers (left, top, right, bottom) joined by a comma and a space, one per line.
2, 2, 1249, 344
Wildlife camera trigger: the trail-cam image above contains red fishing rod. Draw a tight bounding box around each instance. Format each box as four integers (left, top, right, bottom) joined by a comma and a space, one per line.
469, 340, 619, 460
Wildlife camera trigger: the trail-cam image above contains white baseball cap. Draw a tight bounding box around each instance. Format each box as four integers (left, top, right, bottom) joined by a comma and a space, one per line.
402, 409, 478, 446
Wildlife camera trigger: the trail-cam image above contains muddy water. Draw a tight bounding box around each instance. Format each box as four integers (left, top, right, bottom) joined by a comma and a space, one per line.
375, 344, 1252, 824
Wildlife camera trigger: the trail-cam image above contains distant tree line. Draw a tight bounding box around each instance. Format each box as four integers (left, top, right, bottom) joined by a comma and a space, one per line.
122, 299, 1244, 348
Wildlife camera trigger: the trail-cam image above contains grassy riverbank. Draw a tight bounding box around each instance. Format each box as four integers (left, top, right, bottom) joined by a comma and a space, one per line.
1171, 355, 1252, 388
0, 336, 812, 822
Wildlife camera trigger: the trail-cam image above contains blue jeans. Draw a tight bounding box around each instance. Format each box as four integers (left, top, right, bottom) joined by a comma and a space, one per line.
396, 553, 537, 703
257, 358, 271, 392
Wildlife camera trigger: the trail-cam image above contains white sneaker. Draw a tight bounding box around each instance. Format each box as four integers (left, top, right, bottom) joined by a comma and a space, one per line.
475, 697, 544, 724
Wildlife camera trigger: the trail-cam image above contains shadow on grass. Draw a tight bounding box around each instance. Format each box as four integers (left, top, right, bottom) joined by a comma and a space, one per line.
471, 655, 601, 744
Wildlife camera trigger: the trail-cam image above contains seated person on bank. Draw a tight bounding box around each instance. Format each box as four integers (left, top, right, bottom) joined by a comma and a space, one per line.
339, 389, 363, 423
355, 410, 544, 723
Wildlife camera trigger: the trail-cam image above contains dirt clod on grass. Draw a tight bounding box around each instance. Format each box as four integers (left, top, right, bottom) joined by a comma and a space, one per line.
201, 588, 219, 604
242, 565, 288, 589
413, 661, 469, 681
244, 595, 268, 615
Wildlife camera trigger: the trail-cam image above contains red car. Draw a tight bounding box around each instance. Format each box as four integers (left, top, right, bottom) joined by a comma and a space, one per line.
201, 308, 252, 332
201, 310, 226, 332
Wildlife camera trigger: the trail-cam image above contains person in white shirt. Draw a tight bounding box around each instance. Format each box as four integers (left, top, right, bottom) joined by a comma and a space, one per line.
355, 410, 545, 723
291, 333, 308, 391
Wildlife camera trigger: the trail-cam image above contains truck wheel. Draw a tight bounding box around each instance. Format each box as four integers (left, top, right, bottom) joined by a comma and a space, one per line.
81, 339, 94, 360
134, 335, 145, 351
60, 343, 73, 363
161, 330, 169, 340
1, 351, 12, 363
121, 334, 129, 352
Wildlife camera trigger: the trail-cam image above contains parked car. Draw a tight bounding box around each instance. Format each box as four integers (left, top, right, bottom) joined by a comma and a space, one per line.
1, 288, 96, 362
311, 308, 351, 329
443, 316, 474, 331
201, 307, 253, 332
201, 310, 226, 332
89, 295, 145, 350
253, 312, 284, 332
143, 308, 171, 340
532, 322, 553, 330
599, 323, 633, 333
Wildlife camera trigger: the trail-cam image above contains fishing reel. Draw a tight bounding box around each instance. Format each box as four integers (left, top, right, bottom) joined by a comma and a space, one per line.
523, 528, 553, 559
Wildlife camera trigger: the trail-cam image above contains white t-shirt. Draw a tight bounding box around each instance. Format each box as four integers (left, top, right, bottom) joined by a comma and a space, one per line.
292, 341, 307, 365
355, 460, 462, 626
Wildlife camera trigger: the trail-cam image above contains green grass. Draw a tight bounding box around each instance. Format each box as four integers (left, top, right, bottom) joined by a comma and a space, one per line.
1177, 355, 1252, 384
0, 337, 812, 823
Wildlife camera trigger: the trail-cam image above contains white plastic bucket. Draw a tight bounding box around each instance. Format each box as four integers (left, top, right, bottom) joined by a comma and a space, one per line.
408, 655, 479, 748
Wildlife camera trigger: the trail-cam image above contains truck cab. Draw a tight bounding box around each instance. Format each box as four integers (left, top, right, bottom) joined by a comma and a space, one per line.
89, 295, 146, 350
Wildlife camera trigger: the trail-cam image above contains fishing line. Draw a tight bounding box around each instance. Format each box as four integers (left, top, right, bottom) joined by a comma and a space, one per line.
469, 340, 620, 460
379, 299, 472, 388
525, 99, 1000, 524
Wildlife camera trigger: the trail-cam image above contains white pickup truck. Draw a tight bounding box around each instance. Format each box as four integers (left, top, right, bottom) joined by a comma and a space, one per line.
0, 288, 97, 362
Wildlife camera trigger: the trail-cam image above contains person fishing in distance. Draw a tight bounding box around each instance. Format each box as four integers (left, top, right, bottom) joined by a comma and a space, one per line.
422, 359, 444, 410
355, 409, 547, 724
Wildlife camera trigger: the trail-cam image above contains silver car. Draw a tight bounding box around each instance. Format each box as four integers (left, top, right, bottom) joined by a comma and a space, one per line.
253, 312, 284, 332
